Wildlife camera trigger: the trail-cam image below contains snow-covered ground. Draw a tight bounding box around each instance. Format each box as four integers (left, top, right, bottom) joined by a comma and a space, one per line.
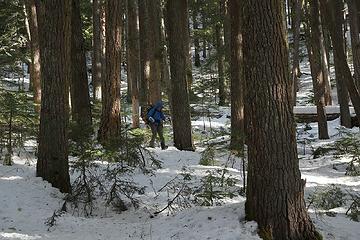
1, 114, 360, 239
1, 47, 360, 240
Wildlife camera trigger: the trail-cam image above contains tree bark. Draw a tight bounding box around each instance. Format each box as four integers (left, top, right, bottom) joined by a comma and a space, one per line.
243, 0, 321, 238
25, 0, 41, 112
167, 0, 195, 151
71, 0, 92, 132
229, 0, 244, 150
92, 0, 103, 101
127, 0, 140, 128
36, 0, 71, 193
98, 0, 122, 142
320, 23, 332, 105
307, 0, 329, 139
320, 0, 360, 126
291, 0, 302, 106
147, 0, 162, 104
348, 0, 360, 90
138, 0, 150, 106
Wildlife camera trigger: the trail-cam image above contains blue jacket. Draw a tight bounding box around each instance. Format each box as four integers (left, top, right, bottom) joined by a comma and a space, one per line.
147, 101, 166, 125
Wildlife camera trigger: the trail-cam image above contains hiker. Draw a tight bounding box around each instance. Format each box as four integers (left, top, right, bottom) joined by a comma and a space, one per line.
147, 100, 168, 150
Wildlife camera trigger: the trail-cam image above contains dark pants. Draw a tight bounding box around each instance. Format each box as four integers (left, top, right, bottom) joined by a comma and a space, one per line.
149, 123, 165, 149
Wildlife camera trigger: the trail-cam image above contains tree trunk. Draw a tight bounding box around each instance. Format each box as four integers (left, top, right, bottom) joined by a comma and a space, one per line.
71, 0, 92, 132
223, 0, 231, 64
320, 0, 360, 126
167, 0, 195, 151
243, 0, 321, 239
160, 5, 172, 110
192, 0, 201, 67
306, 0, 329, 139
127, 0, 140, 128
201, 10, 207, 59
216, 6, 226, 106
25, 0, 41, 112
334, 53, 352, 127
138, 0, 150, 106
148, 0, 162, 104
229, 0, 244, 150
98, 0, 122, 142
92, 0, 103, 101
36, 0, 71, 193
320, 23, 332, 105
348, 0, 360, 90
291, 0, 302, 106
100, 1, 106, 98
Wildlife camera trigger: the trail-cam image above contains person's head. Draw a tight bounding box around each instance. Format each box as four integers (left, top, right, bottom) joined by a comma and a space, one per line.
154, 100, 163, 111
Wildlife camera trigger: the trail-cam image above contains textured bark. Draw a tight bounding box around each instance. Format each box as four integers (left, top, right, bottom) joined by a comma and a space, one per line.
334, 53, 352, 127
148, 0, 162, 104
127, 0, 140, 128
167, 0, 195, 151
320, 24, 332, 105
320, 0, 360, 126
98, 0, 122, 142
243, 0, 320, 239
307, 0, 329, 139
71, 0, 92, 131
25, 0, 41, 112
36, 0, 71, 193
348, 0, 360, 90
229, 0, 244, 150
92, 0, 103, 101
291, 0, 302, 106
138, 0, 150, 106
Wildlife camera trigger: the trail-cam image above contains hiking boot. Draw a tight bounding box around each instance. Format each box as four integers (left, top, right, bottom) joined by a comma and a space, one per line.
161, 142, 168, 150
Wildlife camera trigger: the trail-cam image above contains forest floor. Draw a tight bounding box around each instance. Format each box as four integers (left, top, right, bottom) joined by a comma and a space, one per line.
1, 67, 360, 239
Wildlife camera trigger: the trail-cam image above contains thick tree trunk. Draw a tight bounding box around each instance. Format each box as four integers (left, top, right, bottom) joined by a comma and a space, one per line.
25, 0, 41, 112
148, 0, 162, 104
138, 0, 150, 106
71, 0, 92, 132
167, 0, 195, 151
36, 0, 71, 193
291, 0, 302, 106
243, 0, 321, 239
127, 0, 140, 128
320, 0, 360, 126
92, 0, 103, 101
229, 0, 244, 150
348, 0, 360, 90
334, 54, 352, 127
306, 0, 329, 139
98, 0, 122, 142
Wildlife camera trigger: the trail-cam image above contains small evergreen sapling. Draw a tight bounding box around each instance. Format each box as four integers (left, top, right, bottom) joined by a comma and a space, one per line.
0, 89, 38, 165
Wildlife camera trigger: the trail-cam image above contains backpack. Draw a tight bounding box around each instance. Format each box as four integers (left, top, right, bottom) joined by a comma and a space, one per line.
141, 104, 154, 124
